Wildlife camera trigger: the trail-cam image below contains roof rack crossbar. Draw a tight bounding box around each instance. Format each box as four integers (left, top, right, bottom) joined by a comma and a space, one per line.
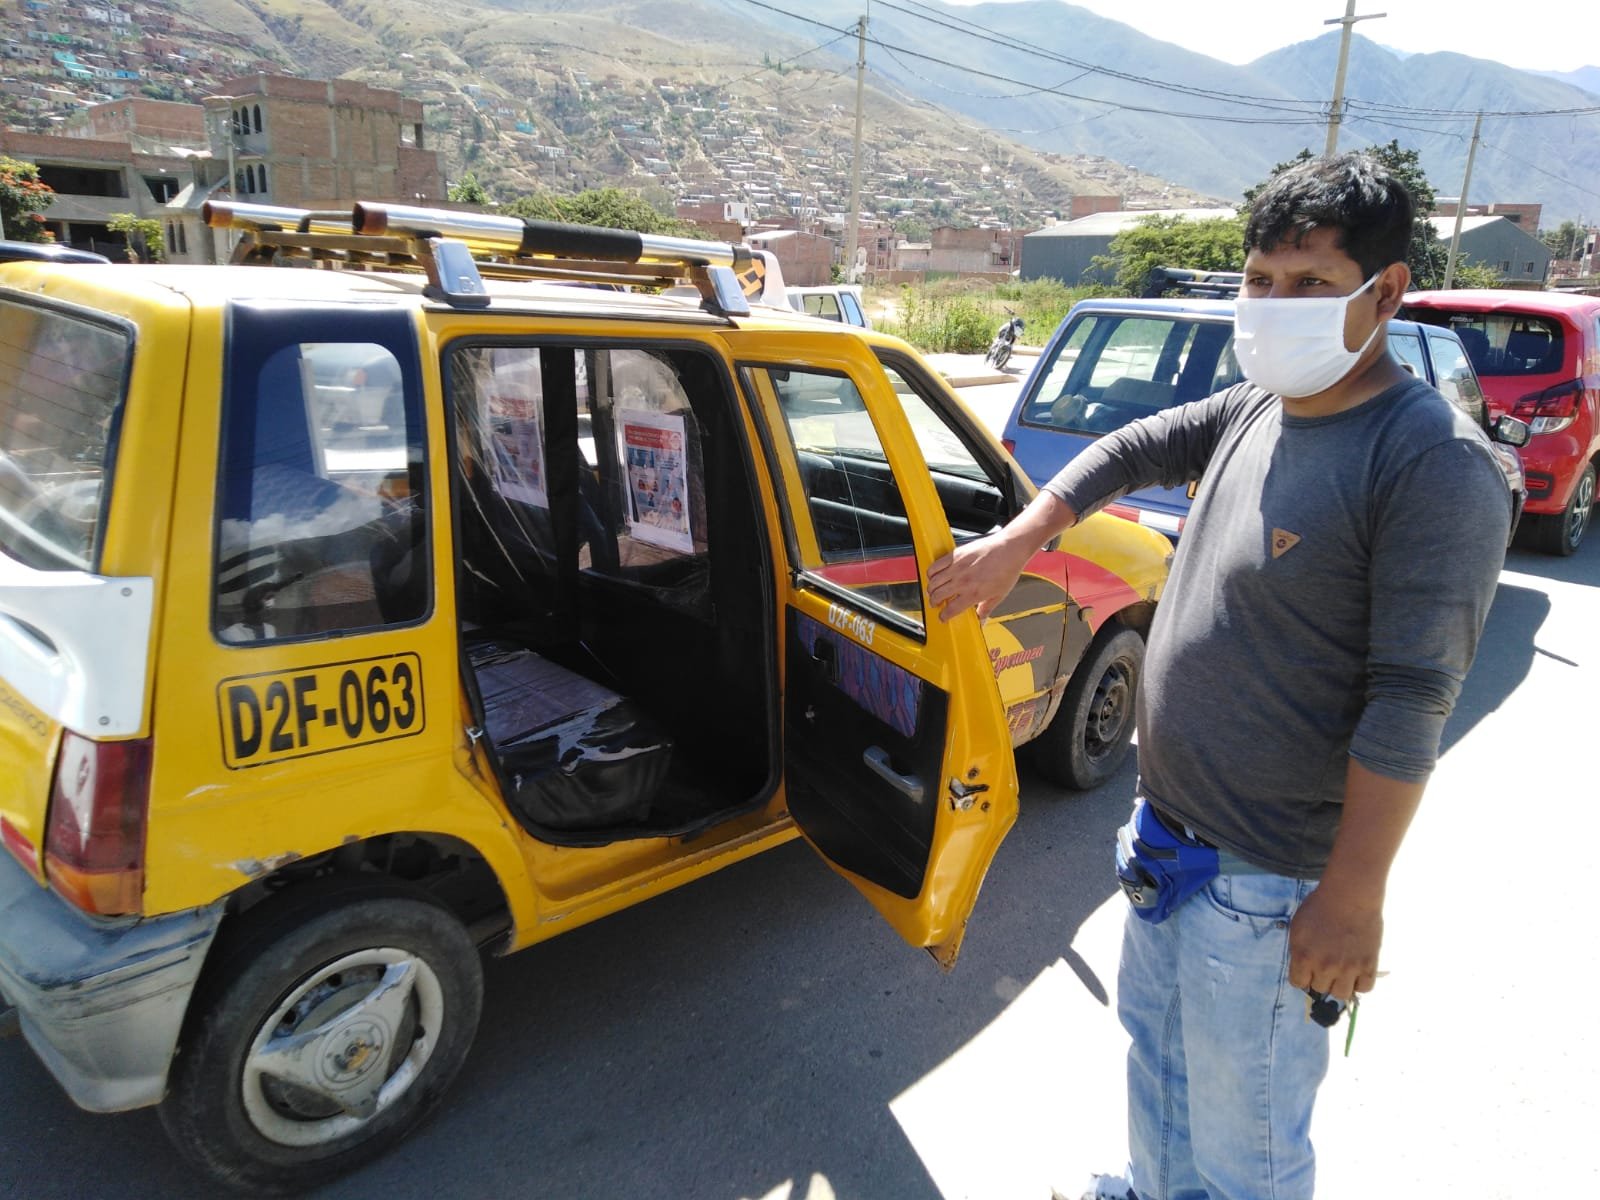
203, 200, 756, 316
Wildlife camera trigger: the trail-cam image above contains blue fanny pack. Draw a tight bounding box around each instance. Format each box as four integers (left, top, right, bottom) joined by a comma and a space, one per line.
1115, 800, 1221, 924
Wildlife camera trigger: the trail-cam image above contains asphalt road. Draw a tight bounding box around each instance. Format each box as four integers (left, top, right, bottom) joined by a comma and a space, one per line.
3, 372, 1595, 1200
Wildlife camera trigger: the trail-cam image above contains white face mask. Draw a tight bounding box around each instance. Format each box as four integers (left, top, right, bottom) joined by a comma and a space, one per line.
1233, 273, 1382, 398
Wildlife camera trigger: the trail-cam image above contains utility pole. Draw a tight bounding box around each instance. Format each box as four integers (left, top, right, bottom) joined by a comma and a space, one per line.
1323, 1, 1385, 156
845, 3, 869, 282
1443, 112, 1483, 290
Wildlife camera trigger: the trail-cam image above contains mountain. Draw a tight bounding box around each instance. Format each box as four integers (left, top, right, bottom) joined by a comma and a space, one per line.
694, 1, 1599, 222
11, 0, 1597, 225
1536, 66, 1600, 97
1249, 36, 1600, 224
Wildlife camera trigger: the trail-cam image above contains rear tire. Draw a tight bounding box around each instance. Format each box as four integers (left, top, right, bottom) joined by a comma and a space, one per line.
160, 879, 483, 1195
1531, 461, 1595, 556
1028, 626, 1144, 791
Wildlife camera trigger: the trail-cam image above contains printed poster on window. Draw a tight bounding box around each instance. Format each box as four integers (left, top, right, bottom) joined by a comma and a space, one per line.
486, 386, 547, 508
618, 408, 693, 553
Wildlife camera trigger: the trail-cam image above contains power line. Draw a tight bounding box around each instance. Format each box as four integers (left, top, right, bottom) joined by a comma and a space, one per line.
735, 0, 1328, 125
738, 0, 1600, 125
882, 0, 1328, 114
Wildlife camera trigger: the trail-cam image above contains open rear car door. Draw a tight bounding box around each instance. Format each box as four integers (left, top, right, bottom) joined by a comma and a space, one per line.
735, 336, 1019, 966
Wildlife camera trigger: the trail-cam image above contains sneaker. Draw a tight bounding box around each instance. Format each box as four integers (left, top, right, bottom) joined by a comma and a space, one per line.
1052, 1173, 1136, 1200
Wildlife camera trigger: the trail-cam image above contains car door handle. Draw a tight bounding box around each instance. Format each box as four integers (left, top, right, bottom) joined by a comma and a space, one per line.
811, 636, 838, 683
863, 746, 925, 804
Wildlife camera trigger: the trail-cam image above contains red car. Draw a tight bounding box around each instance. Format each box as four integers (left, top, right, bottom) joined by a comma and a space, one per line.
1405, 290, 1600, 555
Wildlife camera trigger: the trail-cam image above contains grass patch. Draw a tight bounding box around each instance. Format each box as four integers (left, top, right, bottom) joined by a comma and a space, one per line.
872, 278, 1114, 353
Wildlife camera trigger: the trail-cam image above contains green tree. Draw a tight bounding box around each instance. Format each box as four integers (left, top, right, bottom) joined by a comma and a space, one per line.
1, 155, 55, 243
1243, 141, 1447, 288
1450, 258, 1504, 289
107, 213, 163, 262
1090, 214, 1248, 295
504, 188, 701, 237
895, 216, 931, 244
448, 172, 489, 205
1542, 219, 1585, 260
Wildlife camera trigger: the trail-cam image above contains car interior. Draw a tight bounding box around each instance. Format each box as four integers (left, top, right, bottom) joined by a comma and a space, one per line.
447, 343, 776, 845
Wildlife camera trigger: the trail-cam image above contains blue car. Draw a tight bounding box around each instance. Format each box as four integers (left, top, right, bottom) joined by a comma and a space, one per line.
1001, 295, 1526, 542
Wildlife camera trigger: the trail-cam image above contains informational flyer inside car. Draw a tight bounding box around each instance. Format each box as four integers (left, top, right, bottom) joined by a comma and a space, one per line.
486, 354, 547, 508
618, 407, 693, 553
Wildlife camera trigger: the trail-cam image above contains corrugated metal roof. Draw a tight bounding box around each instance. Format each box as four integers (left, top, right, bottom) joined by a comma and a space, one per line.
1025, 208, 1238, 238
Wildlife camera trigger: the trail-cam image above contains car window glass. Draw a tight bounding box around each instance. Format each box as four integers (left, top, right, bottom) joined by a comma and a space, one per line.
841, 292, 865, 326
1022, 314, 1226, 436
804, 294, 843, 321
1438, 313, 1565, 377
752, 365, 923, 631
1389, 331, 1428, 380
214, 339, 426, 643
0, 301, 129, 572
1425, 334, 1486, 423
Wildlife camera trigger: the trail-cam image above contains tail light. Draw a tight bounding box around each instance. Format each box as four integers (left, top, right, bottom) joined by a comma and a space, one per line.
1512, 380, 1584, 434
1001, 437, 1016, 455
43, 731, 152, 915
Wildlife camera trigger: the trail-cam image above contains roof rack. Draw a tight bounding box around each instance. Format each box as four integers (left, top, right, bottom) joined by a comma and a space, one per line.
202, 200, 762, 316
1142, 266, 1243, 300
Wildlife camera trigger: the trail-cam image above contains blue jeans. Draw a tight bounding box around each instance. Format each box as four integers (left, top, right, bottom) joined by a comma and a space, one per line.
1119, 872, 1330, 1200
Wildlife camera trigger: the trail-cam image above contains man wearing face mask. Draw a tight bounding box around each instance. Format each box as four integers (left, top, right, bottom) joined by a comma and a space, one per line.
927, 154, 1510, 1200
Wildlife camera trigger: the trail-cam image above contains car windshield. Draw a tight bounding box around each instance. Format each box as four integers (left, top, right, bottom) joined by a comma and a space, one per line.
1435, 313, 1566, 378
1018, 312, 1242, 436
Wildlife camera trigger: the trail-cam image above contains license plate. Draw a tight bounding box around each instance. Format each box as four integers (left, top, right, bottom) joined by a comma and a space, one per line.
218, 653, 424, 769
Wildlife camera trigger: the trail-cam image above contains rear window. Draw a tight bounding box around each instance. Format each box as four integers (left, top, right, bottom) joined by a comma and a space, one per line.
1019, 312, 1240, 436
1433, 313, 1567, 378
0, 299, 130, 571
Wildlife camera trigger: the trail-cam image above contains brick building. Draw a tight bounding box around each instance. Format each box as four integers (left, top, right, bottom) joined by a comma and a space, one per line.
927, 225, 1033, 277
169, 74, 444, 263
747, 228, 835, 287
2, 76, 444, 262
1435, 198, 1543, 232
196, 73, 442, 211
0, 124, 196, 255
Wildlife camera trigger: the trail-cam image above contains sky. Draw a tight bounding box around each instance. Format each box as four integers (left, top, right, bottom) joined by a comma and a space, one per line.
943, 0, 1592, 73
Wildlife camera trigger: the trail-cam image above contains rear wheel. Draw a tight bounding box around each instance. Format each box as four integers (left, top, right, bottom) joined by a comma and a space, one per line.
160, 879, 483, 1195
1531, 461, 1595, 556
1028, 626, 1144, 791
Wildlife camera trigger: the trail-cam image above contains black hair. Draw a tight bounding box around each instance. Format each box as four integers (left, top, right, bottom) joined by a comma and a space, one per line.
1244, 153, 1413, 278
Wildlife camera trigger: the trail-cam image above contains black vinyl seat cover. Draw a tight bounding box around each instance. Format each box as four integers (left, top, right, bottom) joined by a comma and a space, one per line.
466, 635, 674, 830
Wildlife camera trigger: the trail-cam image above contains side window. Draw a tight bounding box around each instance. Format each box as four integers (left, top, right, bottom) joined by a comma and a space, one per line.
840, 291, 866, 327
1425, 334, 1487, 424
215, 331, 426, 643
805, 294, 843, 322
1023, 314, 1213, 436
750, 365, 923, 631
0, 301, 130, 572
1086, 318, 1187, 389
1390, 331, 1428, 380
880, 361, 1012, 540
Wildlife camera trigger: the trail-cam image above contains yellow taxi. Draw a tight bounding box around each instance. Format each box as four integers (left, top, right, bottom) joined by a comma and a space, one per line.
0, 204, 1168, 1192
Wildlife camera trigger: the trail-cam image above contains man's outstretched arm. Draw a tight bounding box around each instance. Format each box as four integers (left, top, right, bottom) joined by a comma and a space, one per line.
926, 490, 1078, 621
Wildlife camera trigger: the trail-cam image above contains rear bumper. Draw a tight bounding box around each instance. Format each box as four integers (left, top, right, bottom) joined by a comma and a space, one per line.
0, 850, 224, 1112
1518, 431, 1592, 514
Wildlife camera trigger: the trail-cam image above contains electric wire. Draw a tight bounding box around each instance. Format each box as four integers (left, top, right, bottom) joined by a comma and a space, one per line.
740, 0, 1600, 125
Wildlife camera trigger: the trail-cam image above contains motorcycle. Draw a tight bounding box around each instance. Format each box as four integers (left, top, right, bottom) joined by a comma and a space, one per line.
985, 309, 1024, 371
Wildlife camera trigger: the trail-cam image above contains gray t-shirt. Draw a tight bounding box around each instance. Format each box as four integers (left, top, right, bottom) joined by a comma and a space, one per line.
1044, 378, 1511, 876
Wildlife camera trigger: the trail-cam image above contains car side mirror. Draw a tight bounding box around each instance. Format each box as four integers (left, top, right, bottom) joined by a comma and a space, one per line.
1492, 414, 1531, 448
